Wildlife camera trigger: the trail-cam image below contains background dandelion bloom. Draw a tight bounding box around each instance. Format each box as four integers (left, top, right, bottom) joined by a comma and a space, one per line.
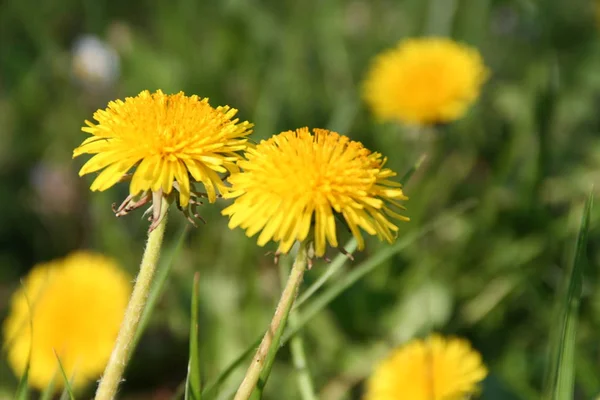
364, 334, 487, 400
363, 37, 488, 125
222, 127, 409, 257
2, 252, 131, 390
73, 90, 253, 206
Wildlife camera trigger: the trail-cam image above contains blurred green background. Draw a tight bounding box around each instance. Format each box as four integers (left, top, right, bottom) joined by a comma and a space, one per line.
2, 0, 600, 398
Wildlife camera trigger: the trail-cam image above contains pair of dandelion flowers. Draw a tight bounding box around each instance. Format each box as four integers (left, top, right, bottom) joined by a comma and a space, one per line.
73, 90, 409, 256
74, 34, 491, 248
5, 34, 491, 394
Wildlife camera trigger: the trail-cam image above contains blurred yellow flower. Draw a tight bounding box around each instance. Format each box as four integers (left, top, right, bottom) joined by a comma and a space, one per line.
73, 90, 253, 207
363, 37, 488, 125
364, 334, 487, 400
2, 252, 131, 390
222, 127, 409, 257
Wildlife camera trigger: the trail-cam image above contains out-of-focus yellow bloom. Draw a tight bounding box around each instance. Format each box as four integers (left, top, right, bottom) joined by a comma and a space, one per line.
364, 334, 487, 400
3, 252, 131, 390
363, 37, 488, 125
73, 90, 253, 207
222, 127, 409, 257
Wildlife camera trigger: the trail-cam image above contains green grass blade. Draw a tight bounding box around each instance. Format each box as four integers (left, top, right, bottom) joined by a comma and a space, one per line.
132, 224, 190, 351
39, 370, 59, 400
14, 359, 30, 400
54, 350, 76, 400
544, 193, 592, 400
202, 341, 258, 399
555, 312, 578, 400
399, 154, 427, 185
201, 200, 476, 398
185, 272, 202, 400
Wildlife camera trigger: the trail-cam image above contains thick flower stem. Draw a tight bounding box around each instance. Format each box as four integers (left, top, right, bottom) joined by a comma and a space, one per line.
283, 273, 318, 400
233, 242, 309, 400
95, 197, 169, 400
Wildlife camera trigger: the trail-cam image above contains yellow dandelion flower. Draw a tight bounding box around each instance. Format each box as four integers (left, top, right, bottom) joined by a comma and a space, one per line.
73, 89, 253, 211
363, 37, 489, 125
2, 252, 131, 390
222, 127, 409, 257
364, 334, 488, 400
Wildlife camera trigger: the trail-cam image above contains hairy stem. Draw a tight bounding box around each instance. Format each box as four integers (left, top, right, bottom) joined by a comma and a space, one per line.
233, 242, 309, 400
287, 283, 318, 400
95, 197, 169, 400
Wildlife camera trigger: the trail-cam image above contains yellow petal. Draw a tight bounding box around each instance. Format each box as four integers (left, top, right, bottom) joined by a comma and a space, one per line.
173, 160, 191, 206
90, 159, 138, 191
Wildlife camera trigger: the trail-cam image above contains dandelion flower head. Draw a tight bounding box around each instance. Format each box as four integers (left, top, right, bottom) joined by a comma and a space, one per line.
2, 252, 131, 390
73, 90, 253, 207
364, 334, 488, 400
222, 127, 409, 257
363, 37, 488, 125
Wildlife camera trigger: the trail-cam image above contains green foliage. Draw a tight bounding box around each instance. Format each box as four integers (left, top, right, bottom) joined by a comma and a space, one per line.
1, 0, 600, 399
54, 351, 76, 400
39, 374, 58, 400
185, 273, 202, 400
13, 359, 30, 400
544, 193, 593, 400
201, 200, 476, 397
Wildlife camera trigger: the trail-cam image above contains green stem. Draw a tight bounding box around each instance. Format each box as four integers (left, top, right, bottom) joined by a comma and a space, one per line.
233, 242, 309, 400
94, 196, 169, 400
278, 259, 318, 400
